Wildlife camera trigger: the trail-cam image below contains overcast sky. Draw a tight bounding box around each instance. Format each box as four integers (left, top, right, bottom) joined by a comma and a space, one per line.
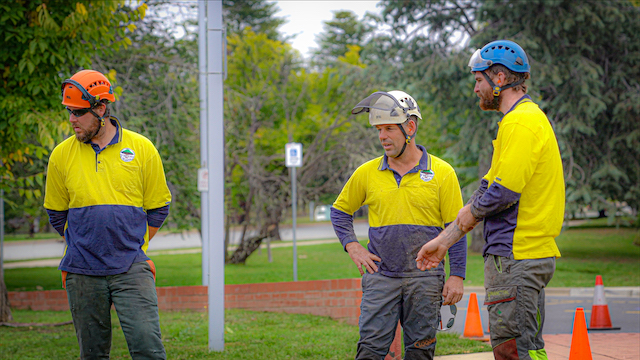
272, 0, 380, 58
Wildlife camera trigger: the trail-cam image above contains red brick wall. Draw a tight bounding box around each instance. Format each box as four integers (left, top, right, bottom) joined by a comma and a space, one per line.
8, 289, 69, 311
8, 278, 362, 325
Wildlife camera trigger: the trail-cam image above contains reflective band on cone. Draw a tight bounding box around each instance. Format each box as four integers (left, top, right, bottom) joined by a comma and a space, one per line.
588, 275, 621, 331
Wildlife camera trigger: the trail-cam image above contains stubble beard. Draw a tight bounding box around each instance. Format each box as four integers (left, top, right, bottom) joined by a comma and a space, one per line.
75, 121, 100, 143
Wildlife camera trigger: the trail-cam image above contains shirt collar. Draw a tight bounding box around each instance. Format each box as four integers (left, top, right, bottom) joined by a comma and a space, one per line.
501, 94, 532, 120
379, 144, 431, 171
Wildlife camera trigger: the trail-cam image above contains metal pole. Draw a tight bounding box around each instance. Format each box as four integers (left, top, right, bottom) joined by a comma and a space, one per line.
0, 188, 4, 281
0, 158, 4, 280
206, 0, 225, 351
198, 0, 209, 287
292, 167, 297, 281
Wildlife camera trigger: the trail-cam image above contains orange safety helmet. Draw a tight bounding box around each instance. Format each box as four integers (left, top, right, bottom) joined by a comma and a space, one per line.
61, 70, 115, 108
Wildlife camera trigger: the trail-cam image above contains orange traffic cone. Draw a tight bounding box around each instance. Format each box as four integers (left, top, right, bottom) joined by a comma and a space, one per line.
463, 292, 489, 341
588, 275, 621, 330
569, 307, 593, 360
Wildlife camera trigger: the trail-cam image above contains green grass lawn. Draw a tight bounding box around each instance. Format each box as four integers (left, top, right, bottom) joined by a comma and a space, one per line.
6, 227, 639, 292
0, 308, 491, 359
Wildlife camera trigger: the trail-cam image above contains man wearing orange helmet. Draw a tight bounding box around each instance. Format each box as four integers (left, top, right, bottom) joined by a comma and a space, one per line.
331, 90, 467, 359
44, 69, 171, 359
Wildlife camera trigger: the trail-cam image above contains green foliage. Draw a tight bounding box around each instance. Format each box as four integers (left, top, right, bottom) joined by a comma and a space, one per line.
375, 0, 640, 215
312, 11, 376, 68
0, 0, 146, 192
223, 0, 285, 41
224, 28, 380, 248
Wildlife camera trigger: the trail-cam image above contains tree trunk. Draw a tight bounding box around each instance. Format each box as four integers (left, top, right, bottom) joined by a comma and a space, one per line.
0, 277, 13, 323
223, 214, 231, 263
227, 234, 266, 264
227, 223, 279, 264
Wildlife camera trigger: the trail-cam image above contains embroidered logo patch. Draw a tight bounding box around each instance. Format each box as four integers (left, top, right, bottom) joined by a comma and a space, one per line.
420, 169, 434, 182
120, 148, 135, 162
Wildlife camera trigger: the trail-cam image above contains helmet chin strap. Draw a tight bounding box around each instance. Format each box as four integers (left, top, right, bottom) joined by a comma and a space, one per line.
481, 71, 524, 98
88, 108, 106, 140
393, 123, 412, 158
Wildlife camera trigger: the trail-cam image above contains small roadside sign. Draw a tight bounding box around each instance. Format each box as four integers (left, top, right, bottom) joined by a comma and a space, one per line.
197, 168, 208, 192
285, 142, 303, 167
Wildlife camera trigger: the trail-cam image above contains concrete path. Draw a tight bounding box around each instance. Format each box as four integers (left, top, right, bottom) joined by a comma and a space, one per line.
436, 333, 640, 359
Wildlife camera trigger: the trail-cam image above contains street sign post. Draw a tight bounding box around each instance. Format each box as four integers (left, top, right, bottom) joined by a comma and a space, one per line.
285, 142, 302, 281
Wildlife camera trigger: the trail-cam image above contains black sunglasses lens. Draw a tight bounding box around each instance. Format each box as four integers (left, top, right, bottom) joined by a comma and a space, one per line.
450, 305, 457, 315
447, 318, 455, 328
66, 107, 90, 117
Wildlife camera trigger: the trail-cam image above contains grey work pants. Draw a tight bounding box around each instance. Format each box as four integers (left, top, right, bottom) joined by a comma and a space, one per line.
484, 254, 555, 360
357, 271, 444, 360
65, 261, 166, 360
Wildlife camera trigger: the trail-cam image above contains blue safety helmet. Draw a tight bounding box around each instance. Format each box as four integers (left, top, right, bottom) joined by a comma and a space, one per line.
468, 40, 530, 73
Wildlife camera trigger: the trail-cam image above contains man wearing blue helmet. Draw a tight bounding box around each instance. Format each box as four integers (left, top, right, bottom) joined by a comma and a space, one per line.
416, 40, 565, 360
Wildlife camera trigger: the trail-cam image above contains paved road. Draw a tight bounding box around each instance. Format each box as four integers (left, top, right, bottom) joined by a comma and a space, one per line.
440, 291, 640, 336
2, 220, 369, 261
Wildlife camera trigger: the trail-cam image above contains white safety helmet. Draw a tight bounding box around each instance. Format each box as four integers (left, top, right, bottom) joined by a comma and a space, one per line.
352, 90, 422, 126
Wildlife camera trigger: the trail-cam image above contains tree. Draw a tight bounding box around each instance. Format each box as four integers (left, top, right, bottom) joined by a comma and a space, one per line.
222, 0, 285, 40
472, 0, 640, 218
311, 10, 376, 68
0, 0, 146, 323
374, 0, 640, 251
94, 1, 201, 231
224, 29, 380, 263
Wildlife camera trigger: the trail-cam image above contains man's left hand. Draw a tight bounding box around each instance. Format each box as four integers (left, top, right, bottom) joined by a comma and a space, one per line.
442, 276, 464, 305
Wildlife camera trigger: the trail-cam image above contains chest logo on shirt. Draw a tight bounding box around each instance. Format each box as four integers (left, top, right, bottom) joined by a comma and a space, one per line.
420, 169, 434, 182
120, 148, 135, 162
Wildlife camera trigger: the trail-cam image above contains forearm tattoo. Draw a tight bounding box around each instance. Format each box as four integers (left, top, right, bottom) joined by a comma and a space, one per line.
440, 222, 467, 248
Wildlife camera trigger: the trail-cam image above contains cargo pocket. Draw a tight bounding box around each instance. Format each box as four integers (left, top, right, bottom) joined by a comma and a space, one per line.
484, 285, 520, 340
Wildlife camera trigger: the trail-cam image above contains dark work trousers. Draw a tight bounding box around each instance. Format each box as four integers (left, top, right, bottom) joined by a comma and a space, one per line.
65, 261, 166, 360
356, 271, 444, 360
484, 254, 555, 360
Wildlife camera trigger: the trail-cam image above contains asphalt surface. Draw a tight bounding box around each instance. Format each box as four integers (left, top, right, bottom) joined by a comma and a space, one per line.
2, 220, 370, 262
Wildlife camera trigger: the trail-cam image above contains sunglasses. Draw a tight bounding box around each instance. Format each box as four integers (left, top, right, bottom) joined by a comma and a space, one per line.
439, 304, 457, 331
66, 107, 92, 117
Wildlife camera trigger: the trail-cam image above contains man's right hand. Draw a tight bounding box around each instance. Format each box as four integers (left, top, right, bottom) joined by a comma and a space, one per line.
346, 242, 381, 275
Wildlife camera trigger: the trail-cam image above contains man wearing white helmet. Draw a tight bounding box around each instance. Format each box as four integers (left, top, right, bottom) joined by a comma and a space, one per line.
416, 40, 564, 360
331, 90, 468, 359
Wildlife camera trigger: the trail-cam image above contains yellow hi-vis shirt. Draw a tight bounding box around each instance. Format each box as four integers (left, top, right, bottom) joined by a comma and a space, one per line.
476, 96, 564, 260
333, 146, 465, 277
44, 117, 172, 275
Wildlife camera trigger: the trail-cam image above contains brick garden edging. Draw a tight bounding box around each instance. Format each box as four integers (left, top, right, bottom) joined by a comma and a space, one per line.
8, 278, 363, 325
